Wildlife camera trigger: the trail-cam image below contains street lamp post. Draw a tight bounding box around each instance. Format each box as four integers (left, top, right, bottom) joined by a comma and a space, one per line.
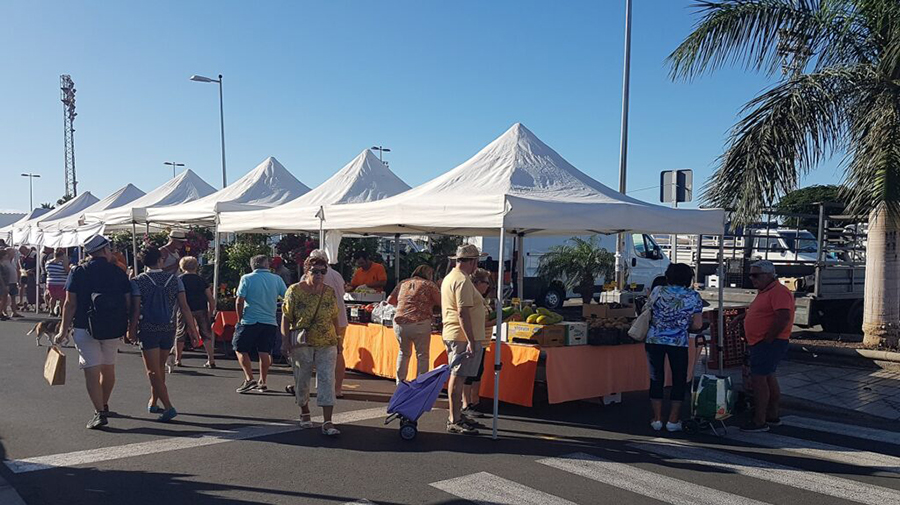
20, 173, 41, 210
190, 74, 227, 188
163, 161, 185, 178
371, 145, 391, 164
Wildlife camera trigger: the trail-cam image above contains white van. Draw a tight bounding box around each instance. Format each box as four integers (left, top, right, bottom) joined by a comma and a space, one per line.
478, 233, 671, 308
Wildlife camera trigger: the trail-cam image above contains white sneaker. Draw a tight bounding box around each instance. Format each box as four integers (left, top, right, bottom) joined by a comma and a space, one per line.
666, 421, 683, 432
650, 420, 663, 431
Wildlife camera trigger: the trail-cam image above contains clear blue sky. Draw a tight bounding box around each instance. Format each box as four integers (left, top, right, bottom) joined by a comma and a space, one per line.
1, 0, 840, 213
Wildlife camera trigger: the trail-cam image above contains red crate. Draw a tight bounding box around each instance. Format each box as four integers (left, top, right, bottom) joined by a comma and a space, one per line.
707, 307, 747, 370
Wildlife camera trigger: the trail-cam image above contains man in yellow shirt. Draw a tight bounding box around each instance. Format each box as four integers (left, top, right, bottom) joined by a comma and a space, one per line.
347, 251, 387, 292
441, 244, 485, 435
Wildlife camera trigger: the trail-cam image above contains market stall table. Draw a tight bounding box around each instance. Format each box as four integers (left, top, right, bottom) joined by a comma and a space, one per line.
341, 322, 698, 408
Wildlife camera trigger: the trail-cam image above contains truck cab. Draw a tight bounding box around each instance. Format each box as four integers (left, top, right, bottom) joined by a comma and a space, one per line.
479, 233, 670, 309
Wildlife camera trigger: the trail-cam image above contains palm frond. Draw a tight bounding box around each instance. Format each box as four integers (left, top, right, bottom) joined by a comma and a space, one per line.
701, 66, 862, 222
669, 0, 872, 80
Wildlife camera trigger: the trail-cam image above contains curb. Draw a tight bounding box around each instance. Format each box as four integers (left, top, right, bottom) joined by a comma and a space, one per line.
789, 343, 900, 363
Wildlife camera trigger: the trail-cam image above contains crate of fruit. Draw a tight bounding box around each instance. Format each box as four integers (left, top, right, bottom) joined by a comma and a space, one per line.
707, 307, 747, 370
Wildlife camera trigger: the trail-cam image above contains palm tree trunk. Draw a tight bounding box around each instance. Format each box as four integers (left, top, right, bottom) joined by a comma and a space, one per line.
862, 204, 900, 349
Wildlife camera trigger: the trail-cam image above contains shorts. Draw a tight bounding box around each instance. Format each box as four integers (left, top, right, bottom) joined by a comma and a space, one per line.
176, 309, 213, 343
8, 283, 18, 297
138, 330, 176, 351
749, 339, 789, 376
444, 340, 482, 378
464, 346, 487, 385
47, 284, 65, 300
73, 328, 120, 369
233, 323, 277, 354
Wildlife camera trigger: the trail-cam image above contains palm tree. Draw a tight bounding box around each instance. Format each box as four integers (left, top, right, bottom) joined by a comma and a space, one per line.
537, 236, 615, 304
670, 0, 900, 348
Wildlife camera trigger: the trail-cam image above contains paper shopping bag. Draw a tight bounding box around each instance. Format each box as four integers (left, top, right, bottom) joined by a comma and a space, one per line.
43, 346, 66, 386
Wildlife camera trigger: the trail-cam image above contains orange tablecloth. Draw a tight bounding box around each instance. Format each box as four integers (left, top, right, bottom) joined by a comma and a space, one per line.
212, 311, 238, 342
342, 324, 540, 406
544, 340, 699, 404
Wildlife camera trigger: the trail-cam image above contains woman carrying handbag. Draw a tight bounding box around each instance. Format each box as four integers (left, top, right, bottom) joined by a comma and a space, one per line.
641, 263, 704, 433
281, 256, 342, 436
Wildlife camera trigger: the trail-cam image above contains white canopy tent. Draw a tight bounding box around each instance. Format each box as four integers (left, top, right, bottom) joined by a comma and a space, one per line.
84, 169, 216, 231
12, 192, 100, 247
0, 210, 45, 244
235, 123, 726, 438
38, 184, 147, 249
144, 156, 310, 226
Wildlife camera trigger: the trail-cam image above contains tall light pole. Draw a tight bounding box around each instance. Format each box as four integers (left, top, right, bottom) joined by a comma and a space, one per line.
163, 161, 185, 178
371, 145, 391, 164
21, 173, 41, 210
190, 74, 227, 188
615, 0, 633, 291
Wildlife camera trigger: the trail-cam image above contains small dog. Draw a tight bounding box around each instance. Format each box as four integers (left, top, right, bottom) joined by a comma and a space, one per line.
28, 319, 69, 347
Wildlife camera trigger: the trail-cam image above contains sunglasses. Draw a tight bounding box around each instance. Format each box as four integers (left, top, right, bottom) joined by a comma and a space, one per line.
310, 269, 327, 275
748, 273, 768, 278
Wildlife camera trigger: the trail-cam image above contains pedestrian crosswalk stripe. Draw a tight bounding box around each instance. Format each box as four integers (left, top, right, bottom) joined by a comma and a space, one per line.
631, 439, 900, 505
730, 430, 900, 474
343, 500, 373, 504
430, 472, 577, 505
539, 452, 772, 505
4, 407, 387, 474
781, 416, 900, 446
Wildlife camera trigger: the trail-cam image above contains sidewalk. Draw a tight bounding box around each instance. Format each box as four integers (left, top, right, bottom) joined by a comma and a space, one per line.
777, 360, 900, 420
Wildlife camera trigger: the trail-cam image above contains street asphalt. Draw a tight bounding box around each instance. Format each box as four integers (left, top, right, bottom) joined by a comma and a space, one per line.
1, 315, 898, 505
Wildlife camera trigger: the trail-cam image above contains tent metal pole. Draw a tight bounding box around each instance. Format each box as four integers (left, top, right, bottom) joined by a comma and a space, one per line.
131, 222, 139, 273
35, 250, 41, 314
318, 207, 325, 248
394, 233, 401, 283
516, 234, 524, 299
717, 218, 725, 369
212, 223, 221, 301
492, 226, 506, 440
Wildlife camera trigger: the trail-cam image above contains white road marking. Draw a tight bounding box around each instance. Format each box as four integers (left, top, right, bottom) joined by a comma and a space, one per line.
781, 415, 900, 445
539, 452, 772, 505
730, 430, 900, 473
430, 472, 577, 505
343, 500, 374, 504
4, 406, 387, 474
632, 438, 900, 505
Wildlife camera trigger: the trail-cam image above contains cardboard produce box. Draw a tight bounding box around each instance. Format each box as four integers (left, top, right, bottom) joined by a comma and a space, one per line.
583, 303, 635, 320
560, 321, 588, 346
507, 322, 565, 347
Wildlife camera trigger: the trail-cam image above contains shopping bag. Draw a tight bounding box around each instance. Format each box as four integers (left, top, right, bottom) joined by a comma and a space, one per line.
693, 374, 734, 421
43, 346, 66, 386
628, 307, 651, 342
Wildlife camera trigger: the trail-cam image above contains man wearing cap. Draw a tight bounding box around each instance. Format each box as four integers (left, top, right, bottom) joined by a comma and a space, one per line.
441, 244, 485, 435
734, 260, 795, 432
160, 229, 186, 275
55, 235, 132, 429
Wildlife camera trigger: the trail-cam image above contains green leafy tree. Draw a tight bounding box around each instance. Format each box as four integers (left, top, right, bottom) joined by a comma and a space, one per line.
670, 0, 900, 348
40, 203, 53, 210
775, 184, 844, 232
56, 194, 73, 206
536, 236, 615, 303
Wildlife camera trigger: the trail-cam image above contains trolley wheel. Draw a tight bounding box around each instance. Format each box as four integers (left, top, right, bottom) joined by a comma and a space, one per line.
683, 419, 700, 434
399, 424, 418, 441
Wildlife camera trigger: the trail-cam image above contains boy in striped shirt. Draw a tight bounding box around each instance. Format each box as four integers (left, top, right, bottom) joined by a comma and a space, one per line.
46, 249, 70, 317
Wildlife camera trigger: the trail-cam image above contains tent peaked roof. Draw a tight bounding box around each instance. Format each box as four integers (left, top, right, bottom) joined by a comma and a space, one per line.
217, 150, 410, 233
42, 184, 145, 231
144, 156, 310, 225
292, 149, 410, 206
34, 192, 101, 225
311, 123, 725, 236
85, 169, 216, 227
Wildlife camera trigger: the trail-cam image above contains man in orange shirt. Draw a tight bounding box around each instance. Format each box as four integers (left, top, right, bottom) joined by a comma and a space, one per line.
347, 251, 387, 292
735, 260, 795, 432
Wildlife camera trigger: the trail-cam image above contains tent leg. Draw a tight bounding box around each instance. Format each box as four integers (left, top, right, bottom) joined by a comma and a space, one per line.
131, 222, 139, 274
35, 251, 41, 314
393, 233, 400, 283
717, 219, 725, 369
318, 209, 325, 248
212, 225, 221, 301
492, 227, 506, 440
515, 234, 524, 299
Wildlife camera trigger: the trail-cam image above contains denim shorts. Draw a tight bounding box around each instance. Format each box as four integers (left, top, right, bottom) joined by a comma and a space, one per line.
233, 323, 277, 354
749, 339, 789, 376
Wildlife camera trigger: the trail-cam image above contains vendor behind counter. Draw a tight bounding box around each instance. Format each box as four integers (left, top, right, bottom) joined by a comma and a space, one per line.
347, 250, 387, 292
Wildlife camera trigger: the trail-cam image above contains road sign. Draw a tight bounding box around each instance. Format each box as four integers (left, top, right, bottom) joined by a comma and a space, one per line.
660, 169, 693, 204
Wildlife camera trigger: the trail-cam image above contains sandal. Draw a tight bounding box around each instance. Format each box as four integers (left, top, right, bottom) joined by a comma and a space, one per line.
298, 414, 313, 429
322, 422, 340, 436
203, 362, 217, 369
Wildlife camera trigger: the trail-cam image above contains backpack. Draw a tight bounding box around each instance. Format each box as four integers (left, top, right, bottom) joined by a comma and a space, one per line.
140, 273, 176, 326
86, 266, 128, 340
